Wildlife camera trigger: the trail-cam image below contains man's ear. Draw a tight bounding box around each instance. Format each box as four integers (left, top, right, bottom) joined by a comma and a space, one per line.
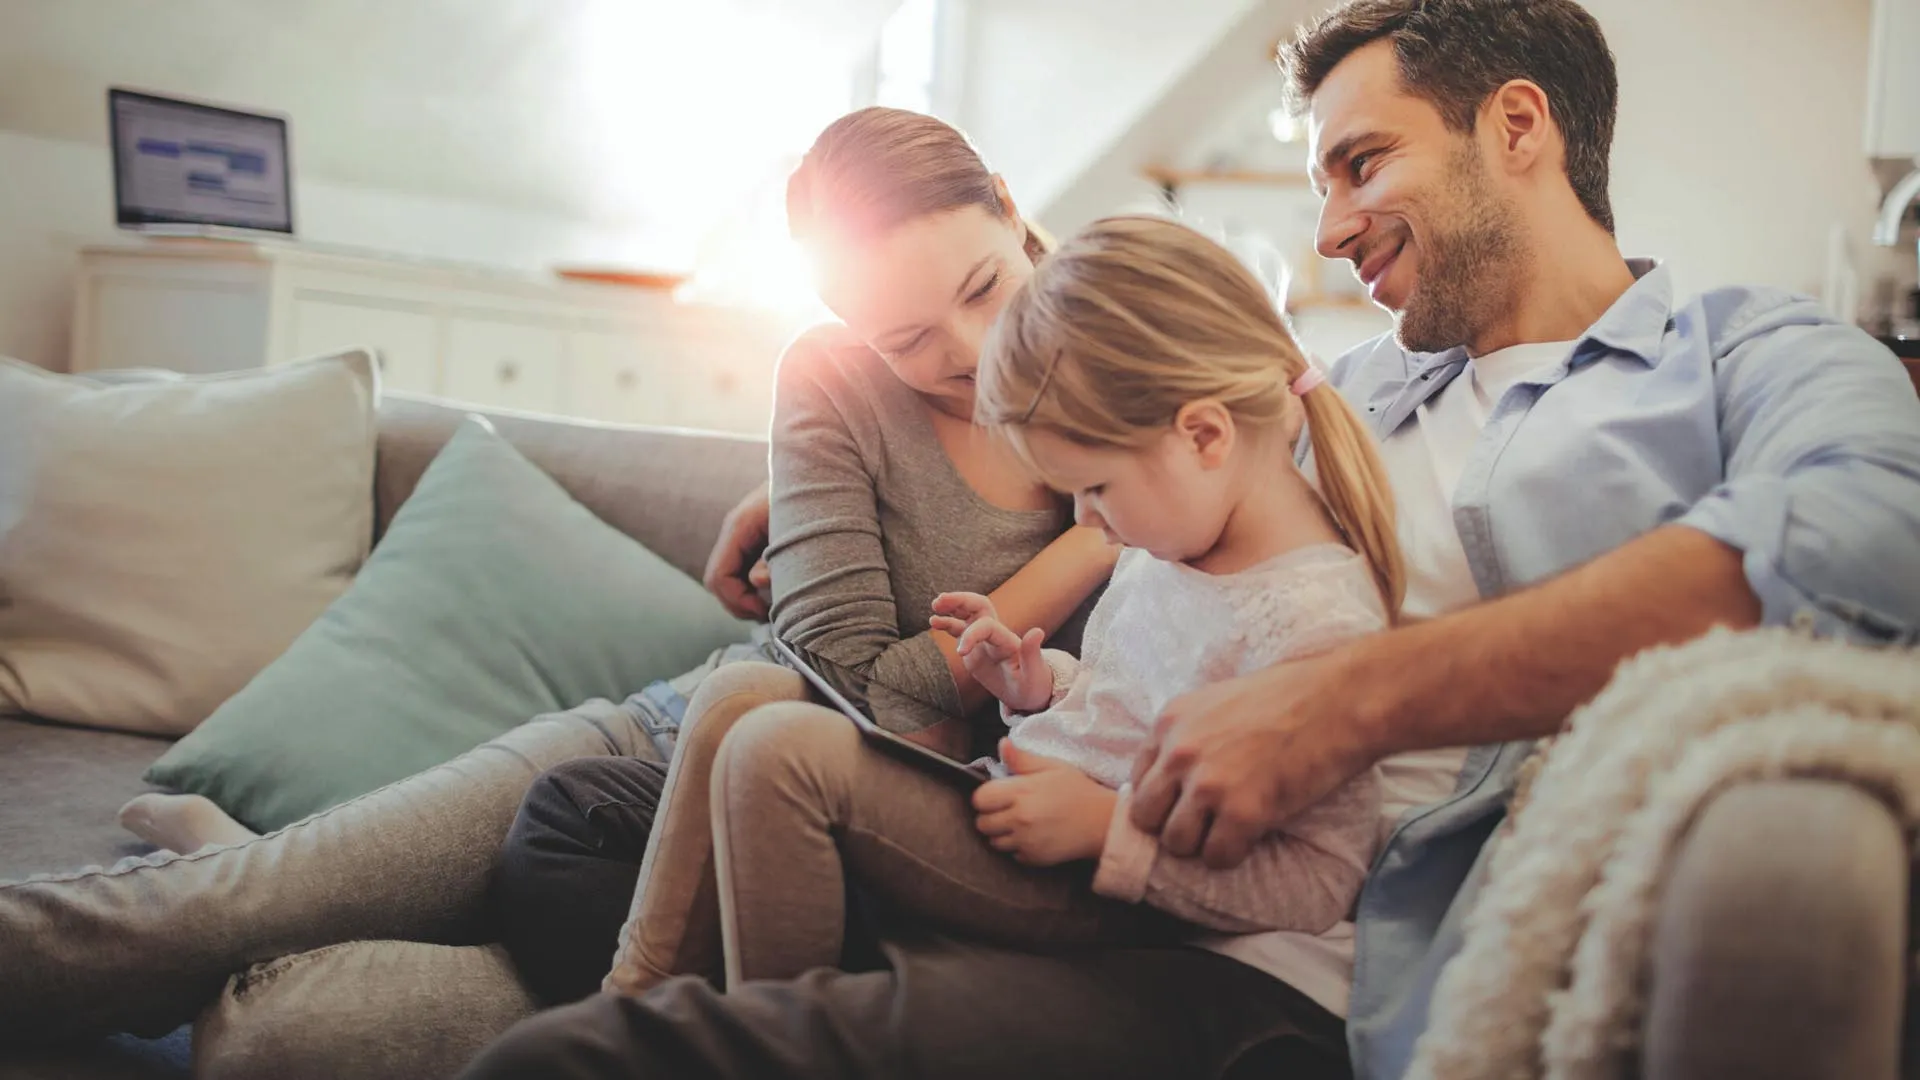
1484, 79, 1554, 174
1173, 399, 1235, 468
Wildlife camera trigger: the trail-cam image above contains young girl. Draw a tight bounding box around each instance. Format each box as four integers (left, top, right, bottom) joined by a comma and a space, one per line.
687, 214, 1407, 990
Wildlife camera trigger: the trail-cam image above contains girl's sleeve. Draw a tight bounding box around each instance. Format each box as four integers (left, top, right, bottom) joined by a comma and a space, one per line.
1090, 558, 1390, 932
1092, 770, 1380, 934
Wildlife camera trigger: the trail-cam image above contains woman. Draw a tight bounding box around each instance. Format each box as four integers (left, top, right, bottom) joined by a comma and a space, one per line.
504, 105, 1122, 1001
0, 107, 1112, 1078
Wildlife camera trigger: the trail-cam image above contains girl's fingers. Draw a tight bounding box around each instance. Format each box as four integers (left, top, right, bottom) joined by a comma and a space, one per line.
959, 618, 1007, 658
931, 592, 992, 619
974, 809, 1018, 836
972, 779, 1018, 813
984, 621, 1024, 655
929, 615, 969, 638
1019, 627, 1045, 663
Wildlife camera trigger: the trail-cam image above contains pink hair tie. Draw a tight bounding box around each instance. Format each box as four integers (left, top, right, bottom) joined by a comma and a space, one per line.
1289, 366, 1327, 396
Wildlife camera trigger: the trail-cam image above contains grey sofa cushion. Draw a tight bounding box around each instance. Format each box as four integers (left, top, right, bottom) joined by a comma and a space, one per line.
374, 395, 768, 582
0, 717, 170, 880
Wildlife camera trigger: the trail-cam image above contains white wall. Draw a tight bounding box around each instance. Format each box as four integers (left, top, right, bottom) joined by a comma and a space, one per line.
0, 133, 107, 369
1601, 0, 1890, 302
0, 130, 668, 370
1157, 0, 1893, 337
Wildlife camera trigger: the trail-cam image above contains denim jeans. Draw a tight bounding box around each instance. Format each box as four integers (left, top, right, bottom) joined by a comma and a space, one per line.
493, 756, 669, 1006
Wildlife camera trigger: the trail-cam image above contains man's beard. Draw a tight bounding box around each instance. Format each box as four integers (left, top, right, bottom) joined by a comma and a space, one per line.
1393, 146, 1523, 354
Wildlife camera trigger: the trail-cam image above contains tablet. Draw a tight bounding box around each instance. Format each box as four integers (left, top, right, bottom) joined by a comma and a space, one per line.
770, 637, 990, 788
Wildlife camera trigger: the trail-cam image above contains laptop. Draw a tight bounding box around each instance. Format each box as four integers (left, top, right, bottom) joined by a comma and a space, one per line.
770, 636, 990, 789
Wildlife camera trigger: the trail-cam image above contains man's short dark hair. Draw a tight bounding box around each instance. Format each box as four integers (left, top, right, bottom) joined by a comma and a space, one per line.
1279, 0, 1619, 234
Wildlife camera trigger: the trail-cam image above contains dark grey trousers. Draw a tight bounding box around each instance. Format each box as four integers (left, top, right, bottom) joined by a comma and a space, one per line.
457, 935, 1348, 1080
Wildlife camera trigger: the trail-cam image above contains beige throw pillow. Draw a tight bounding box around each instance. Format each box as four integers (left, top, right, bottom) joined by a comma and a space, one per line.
0, 352, 378, 734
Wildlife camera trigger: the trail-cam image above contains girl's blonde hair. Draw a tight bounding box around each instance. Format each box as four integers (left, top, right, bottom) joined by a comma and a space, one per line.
977, 215, 1405, 618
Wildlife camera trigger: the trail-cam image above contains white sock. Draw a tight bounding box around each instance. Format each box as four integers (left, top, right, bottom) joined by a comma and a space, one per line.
118, 792, 259, 853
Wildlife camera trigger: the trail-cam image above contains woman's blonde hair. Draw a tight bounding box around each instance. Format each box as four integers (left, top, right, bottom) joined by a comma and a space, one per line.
977, 215, 1405, 617
787, 107, 1049, 264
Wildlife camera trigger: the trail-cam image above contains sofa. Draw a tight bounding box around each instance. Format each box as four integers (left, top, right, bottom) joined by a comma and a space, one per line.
0, 395, 1910, 1080
0, 392, 764, 1079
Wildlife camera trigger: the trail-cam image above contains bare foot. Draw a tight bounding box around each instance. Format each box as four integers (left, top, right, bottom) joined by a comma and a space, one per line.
118, 793, 259, 853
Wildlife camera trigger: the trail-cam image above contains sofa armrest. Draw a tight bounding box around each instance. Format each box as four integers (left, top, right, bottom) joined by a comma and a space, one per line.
1642, 778, 1909, 1080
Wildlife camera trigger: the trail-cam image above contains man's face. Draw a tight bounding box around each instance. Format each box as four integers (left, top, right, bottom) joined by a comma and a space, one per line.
1307, 40, 1523, 354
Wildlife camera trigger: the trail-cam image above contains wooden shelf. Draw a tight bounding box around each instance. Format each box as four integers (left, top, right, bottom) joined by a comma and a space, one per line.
1144, 166, 1313, 191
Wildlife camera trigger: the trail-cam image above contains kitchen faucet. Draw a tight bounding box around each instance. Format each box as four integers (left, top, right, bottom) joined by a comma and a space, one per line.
1874, 161, 1920, 255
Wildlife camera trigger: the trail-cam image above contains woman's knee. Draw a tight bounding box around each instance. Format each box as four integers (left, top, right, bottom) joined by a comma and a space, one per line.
677, 661, 808, 760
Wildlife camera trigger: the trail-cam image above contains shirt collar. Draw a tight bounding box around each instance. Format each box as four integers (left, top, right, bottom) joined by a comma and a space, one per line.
1573, 258, 1671, 368
1403, 257, 1671, 380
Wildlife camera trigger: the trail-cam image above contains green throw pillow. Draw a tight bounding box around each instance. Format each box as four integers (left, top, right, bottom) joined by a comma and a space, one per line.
147, 418, 752, 831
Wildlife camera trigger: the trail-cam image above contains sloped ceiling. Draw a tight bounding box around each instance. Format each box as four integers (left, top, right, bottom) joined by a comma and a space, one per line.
0, 0, 897, 229
1033, 0, 1326, 234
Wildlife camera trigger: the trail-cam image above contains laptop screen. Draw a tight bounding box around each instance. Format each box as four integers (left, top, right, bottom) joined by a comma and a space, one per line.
109, 88, 294, 234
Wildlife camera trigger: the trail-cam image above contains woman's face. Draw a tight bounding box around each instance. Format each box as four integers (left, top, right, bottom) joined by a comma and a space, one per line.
815, 204, 1034, 418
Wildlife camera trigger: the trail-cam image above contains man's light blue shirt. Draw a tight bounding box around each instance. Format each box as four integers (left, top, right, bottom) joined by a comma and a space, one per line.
1326, 260, 1920, 1077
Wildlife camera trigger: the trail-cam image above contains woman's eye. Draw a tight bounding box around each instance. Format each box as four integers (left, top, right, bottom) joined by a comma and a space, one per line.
887, 334, 927, 360
1083, 484, 1105, 497
966, 272, 1001, 305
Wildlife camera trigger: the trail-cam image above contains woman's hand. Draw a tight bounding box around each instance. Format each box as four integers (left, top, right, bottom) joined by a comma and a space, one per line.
973, 741, 1117, 866
930, 593, 1053, 713
704, 481, 773, 620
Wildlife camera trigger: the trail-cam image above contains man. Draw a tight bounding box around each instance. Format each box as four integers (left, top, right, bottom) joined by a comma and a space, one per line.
465, 1, 1920, 1076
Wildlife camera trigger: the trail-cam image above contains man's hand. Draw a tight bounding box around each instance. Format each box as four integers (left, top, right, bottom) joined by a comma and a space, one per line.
930, 593, 1053, 713
973, 741, 1117, 866
1129, 648, 1380, 869
704, 481, 773, 621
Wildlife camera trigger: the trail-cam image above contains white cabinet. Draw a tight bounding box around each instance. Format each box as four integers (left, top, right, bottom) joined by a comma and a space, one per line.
291, 297, 441, 396
1867, 0, 1920, 160
70, 240, 791, 435
565, 325, 682, 426
444, 315, 566, 414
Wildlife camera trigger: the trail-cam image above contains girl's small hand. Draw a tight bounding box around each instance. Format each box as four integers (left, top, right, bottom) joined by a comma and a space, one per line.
972, 740, 1118, 867
930, 593, 1053, 712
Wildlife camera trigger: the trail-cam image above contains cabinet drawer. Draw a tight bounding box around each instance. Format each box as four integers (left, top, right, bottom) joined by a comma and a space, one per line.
565, 328, 680, 425
444, 317, 565, 413
289, 297, 441, 395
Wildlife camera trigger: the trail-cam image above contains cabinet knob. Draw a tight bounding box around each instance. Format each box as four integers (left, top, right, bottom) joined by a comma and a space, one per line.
498, 360, 519, 384
615, 368, 638, 391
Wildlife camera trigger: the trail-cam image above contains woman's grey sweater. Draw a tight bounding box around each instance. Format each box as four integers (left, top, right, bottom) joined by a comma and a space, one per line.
765, 326, 1092, 735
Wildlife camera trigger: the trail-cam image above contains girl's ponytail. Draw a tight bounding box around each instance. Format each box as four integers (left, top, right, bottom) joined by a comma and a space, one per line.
1299, 381, 1404, 620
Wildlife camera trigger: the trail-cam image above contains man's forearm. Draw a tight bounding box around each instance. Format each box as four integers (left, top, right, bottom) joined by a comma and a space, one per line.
1351, 525, 1763, 753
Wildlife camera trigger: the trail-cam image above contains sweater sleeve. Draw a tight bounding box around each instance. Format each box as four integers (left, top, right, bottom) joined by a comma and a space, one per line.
764, 335, 962, 733
1089, 551, 1390, 933
1092, 769, 1380, 934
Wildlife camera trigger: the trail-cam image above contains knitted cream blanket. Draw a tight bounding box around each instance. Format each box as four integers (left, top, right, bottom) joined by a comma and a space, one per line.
1406, 627, 1920, 1080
